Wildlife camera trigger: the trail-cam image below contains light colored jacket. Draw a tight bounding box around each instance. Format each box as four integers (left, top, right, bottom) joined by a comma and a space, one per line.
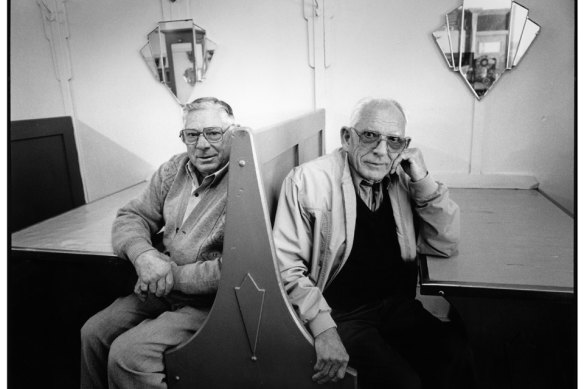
273, 149, 460, 336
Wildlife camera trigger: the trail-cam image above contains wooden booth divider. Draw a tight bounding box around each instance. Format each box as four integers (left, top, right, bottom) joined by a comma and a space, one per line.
165, 110, 358, 388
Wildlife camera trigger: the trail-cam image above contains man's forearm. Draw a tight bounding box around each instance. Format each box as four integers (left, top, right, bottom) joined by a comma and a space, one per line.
115, 236, 157, 264
170, 259, 221, 294
410, 175, 460, 257
112, 163, 168, 261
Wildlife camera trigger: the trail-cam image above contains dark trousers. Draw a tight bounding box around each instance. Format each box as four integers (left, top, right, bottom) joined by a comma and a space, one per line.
332, 298, 476, 389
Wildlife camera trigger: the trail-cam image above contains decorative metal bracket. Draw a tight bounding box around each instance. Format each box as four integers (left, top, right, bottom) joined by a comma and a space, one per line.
36, 0, 74, 102
303, 0, 334, 69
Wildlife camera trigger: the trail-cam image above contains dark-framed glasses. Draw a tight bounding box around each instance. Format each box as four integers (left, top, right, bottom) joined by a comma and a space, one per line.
349, 127, 411, 153
179, 125, 232, 145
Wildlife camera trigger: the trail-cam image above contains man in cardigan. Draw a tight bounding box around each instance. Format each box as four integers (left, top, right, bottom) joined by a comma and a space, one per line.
273, 98, 475, 388
81, 97, 237, 389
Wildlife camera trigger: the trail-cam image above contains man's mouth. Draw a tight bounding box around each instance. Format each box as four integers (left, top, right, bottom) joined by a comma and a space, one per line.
197, 155, 217, 161
364, 161, 387, 167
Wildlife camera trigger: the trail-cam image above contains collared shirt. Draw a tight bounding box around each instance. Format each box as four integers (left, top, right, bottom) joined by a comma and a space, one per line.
348, 164, 389, 212
182, 162, 229, 224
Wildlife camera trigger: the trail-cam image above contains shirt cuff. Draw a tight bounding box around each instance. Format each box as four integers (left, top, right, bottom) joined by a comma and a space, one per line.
409, 172, 439, 200
125, 241, 157, 264
308, 311, 337, 337
169, 262, 183, 292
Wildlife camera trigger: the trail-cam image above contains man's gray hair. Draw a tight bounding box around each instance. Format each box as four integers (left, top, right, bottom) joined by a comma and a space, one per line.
183, 97, 235, 122
349, 98, 407, 127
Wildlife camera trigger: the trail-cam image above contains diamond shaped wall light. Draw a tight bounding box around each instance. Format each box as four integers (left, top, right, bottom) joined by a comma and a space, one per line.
140, 19, 217, 105
433, 0, 540, 100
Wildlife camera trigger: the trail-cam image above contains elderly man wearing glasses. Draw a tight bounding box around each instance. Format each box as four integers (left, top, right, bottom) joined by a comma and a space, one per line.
81, 97, 237, 389
273, 98, 475, 389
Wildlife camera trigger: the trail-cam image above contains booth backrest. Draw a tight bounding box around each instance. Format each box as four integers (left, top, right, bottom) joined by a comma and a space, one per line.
10, 117, 85, 232
165, 110, 358, 388
253, 112, 325, 224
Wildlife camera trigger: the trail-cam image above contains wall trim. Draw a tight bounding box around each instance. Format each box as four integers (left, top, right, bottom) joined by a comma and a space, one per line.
37, 0, 88, 200
433, 172, 539, 189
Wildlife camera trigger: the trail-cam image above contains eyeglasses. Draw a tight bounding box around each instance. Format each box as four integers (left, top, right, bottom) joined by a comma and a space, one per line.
349, 127, 411, 153
179, 125, 232, 145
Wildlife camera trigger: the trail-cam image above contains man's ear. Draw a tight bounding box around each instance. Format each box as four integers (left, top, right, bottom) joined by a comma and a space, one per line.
225, 123, 239, 138
340, 126, 352, 149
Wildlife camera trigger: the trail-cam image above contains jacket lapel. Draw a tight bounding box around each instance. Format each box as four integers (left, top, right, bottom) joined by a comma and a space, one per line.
340, 152, 356, 265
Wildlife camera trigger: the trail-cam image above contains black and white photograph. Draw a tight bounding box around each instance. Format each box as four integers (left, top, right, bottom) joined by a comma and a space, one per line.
8, 0, 575, 388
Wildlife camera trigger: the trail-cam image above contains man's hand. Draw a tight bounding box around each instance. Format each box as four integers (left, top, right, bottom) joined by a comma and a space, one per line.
390, 147, 428, 181
134, 251, 174, 298
312, 327, 349, 384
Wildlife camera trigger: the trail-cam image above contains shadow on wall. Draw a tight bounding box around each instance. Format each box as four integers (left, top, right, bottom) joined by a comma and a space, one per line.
538, 181, 573, 216
497, 146, 573, 215
77, 120, 155, 202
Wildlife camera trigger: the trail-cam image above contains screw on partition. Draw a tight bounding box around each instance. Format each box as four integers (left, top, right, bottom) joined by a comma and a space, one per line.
175, 376, 180, 381
251, 355, 258, 361
239, 160, 246, 167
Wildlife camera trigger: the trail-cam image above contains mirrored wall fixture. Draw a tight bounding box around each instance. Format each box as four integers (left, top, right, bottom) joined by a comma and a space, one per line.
433, 1, 540, 99
141, 19, 217, 105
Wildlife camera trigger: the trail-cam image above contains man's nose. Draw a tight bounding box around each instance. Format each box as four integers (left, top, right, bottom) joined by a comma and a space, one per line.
196, 135, 211, 149
372, 138, 389, 156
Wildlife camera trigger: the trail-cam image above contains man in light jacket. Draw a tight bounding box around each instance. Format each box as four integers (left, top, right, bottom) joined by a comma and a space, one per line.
273, 98, 475, 388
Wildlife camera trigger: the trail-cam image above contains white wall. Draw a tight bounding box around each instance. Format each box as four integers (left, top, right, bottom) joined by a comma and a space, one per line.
324, 0, 474, 173
10, 0, 574, 213
479, 0, 574, 212
323, 0, 574, 213
10, 1, 67, 118
66, 0, 173, 201
186, 0, 315, 128
10, 0, 313, 201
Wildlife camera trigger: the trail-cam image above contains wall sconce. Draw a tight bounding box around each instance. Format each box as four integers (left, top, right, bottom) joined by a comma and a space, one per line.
140, 19, 217, 105
433, 0, 540, 100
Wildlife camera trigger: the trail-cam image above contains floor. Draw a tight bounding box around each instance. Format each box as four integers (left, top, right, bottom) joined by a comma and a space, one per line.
449, 295, 576, 389
8, 255, 135, 389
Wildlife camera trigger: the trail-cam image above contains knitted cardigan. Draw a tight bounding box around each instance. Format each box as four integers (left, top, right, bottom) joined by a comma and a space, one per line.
112, 153, 228, 306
